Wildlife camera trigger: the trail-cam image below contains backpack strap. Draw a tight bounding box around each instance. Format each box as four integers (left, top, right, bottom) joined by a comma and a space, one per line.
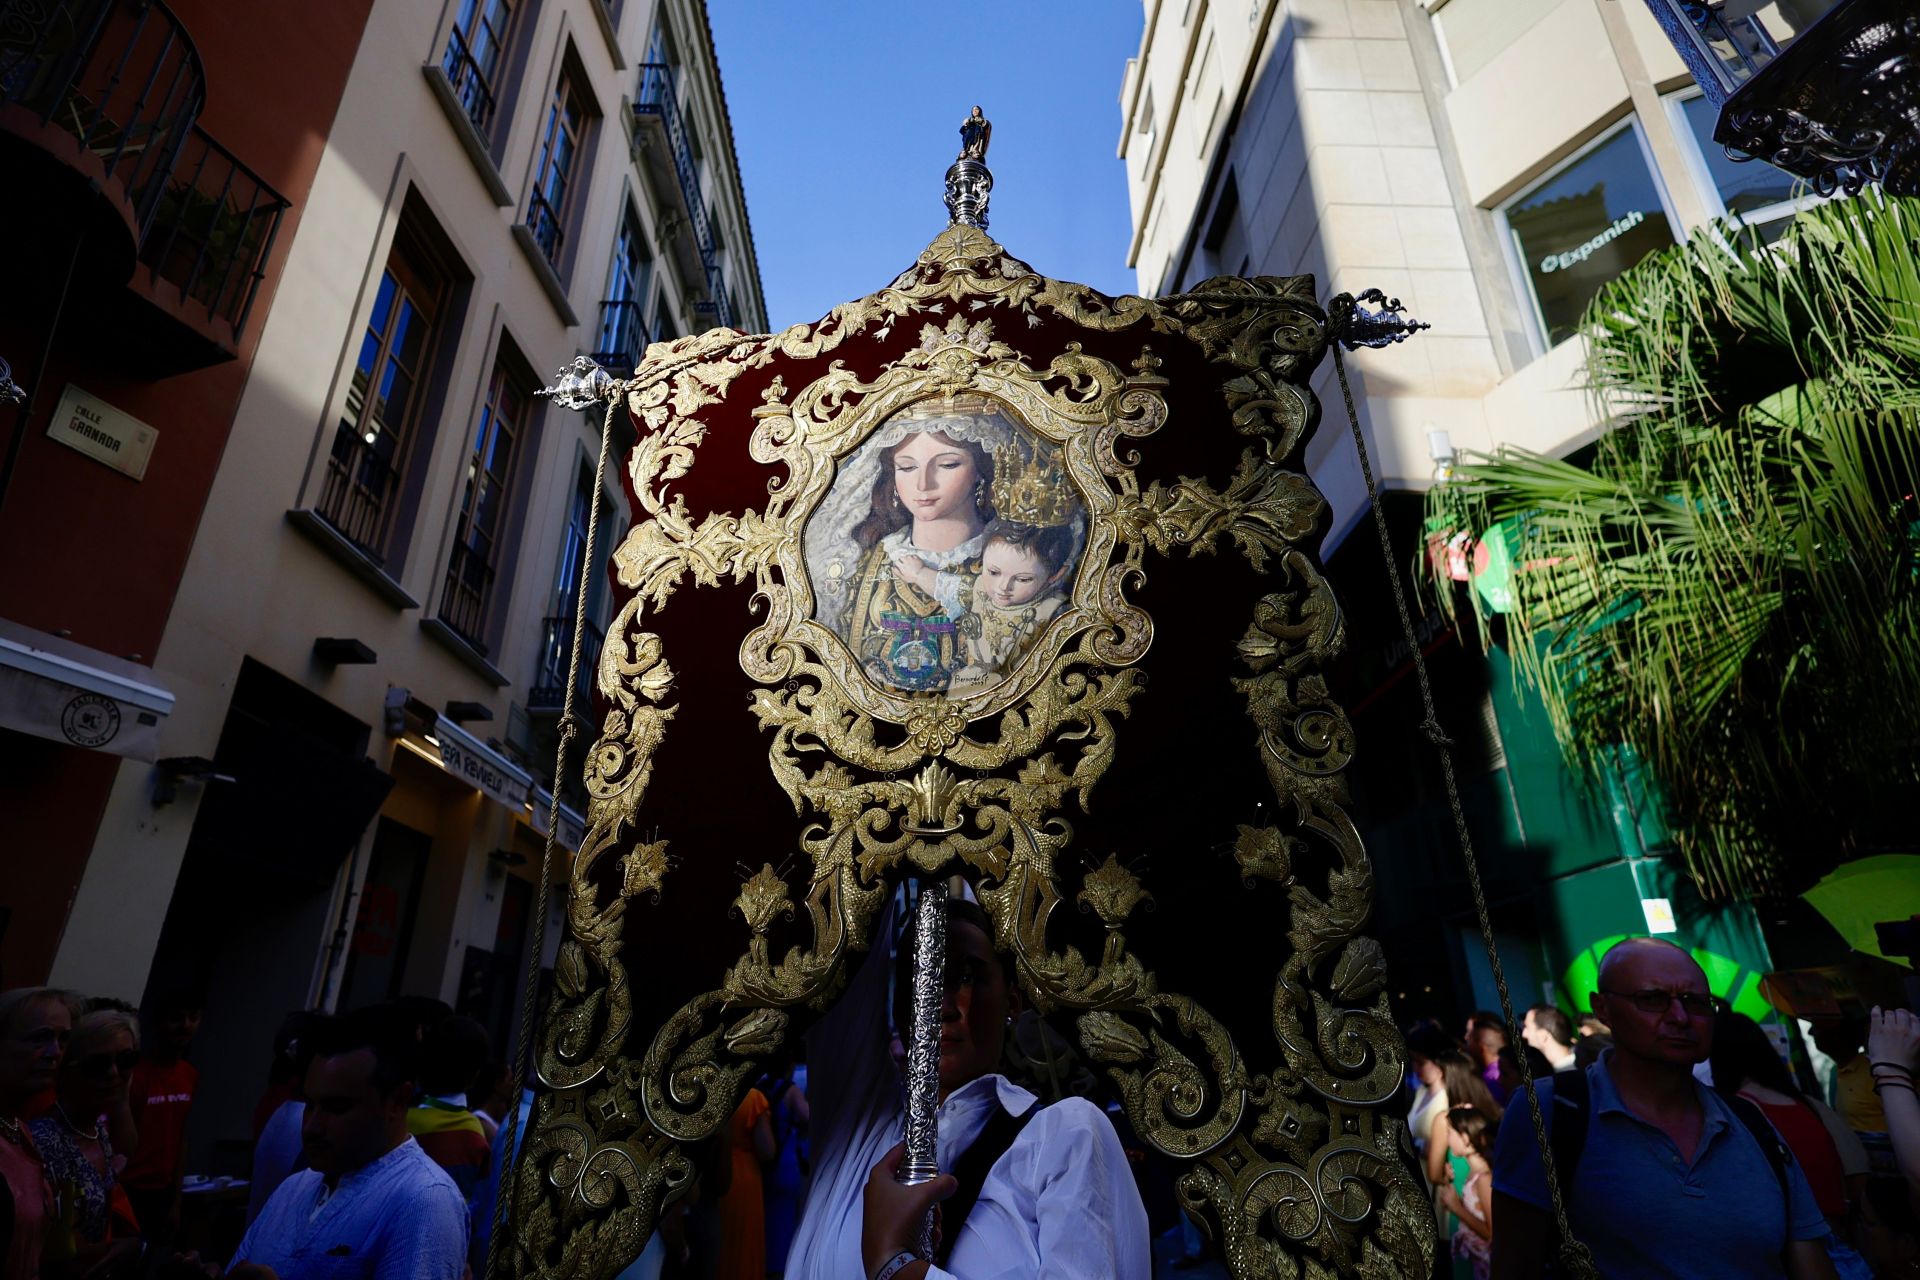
1722, 1094, 1793, 1202
933, 1101, 1039, 1267
1545, 1065, 1591, 1204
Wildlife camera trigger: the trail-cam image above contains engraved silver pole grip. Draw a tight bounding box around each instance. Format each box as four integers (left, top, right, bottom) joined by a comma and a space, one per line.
896, 878, 947, 1257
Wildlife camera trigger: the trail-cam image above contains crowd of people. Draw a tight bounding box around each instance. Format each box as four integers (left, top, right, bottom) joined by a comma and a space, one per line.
6, 931, 1920, 1280
1404, 938, 1920, 1279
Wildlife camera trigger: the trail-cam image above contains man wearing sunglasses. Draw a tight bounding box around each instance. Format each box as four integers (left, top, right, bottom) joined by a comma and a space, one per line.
1490, 937, 1837, 1279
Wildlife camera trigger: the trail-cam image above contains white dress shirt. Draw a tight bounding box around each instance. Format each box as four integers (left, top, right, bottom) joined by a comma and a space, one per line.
233, 1135, 467, 1280
784, 907, 1151, 1279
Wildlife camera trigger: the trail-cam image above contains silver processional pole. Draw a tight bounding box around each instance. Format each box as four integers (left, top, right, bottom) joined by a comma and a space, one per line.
897, 877, 948, 1259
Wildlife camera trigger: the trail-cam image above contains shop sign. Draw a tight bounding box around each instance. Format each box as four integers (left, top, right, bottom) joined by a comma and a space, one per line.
436, 721, 532, 811
47, 384, 157, 481
530, 788, 586, 852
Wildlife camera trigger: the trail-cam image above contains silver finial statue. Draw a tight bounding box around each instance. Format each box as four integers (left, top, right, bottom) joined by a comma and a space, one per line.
896, 878, 948, 1258
944, 106, 993, 230
537, 355, 615, 409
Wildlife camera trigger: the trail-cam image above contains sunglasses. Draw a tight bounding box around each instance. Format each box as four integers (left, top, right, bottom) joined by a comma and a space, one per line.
1598, 988, 1723, 1017
72, 1050, 141, 1076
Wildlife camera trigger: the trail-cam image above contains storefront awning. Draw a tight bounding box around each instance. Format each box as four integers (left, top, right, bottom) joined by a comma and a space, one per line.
529, 785, 587, 853
0, 617, 174, 761
431, 717, 533, 812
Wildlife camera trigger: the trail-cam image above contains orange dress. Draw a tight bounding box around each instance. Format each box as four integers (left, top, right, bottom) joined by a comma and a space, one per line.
715, 1088, 770, 1280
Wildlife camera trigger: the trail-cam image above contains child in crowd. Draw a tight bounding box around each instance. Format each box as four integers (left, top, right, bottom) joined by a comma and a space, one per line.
1439, 1104, 1496, 1280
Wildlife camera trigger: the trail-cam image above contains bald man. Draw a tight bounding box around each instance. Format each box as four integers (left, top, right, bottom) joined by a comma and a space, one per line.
1490, 938, 1837, 1279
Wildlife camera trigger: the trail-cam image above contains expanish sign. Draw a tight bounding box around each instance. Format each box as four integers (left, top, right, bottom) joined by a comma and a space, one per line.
1539, 209, 1646, 274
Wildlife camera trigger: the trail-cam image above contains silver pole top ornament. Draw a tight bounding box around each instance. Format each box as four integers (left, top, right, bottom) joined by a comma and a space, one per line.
538, 355, 616, 409
944, 106, 994, 230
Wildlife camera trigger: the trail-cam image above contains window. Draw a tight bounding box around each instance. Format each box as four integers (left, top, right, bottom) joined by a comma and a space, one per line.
442, 0, 516, 135
1499, 121, 1679, 351
321, 233, 448, 559
440, 358, 533, 650
593, 206, 651, 373
1671, 91, 1823, 238
531, 460, 612, 711
528, 72, 589, 266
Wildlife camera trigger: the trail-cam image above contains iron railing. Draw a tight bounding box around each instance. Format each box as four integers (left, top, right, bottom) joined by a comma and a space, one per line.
529, 613, 604, 713
0, 0, 205, 234
632, 61, 734, 328
440, 22, 497, 136
439, 541, 496, 654
590, 298, 647, 375
137, 124, 287, 334
316, 422, 402, 559
526, 186, 565, 266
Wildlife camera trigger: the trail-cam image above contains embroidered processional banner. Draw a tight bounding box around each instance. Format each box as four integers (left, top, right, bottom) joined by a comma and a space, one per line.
508, 162, 1430, 1280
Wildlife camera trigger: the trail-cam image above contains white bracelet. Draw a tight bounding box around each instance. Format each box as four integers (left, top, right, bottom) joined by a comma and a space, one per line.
872, 1250, 919, 1280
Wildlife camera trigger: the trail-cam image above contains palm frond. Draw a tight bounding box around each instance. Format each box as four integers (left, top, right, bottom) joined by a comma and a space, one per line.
1424, 195, 1920, 897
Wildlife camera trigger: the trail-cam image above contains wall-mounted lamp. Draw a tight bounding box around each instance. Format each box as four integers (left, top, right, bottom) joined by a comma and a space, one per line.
153, 755, 236, 808
1427, 428, 1456, 483
383, 686, 439, 739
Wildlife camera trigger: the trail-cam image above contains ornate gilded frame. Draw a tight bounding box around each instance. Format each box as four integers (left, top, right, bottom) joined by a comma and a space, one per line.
510, 228, 1431, 1280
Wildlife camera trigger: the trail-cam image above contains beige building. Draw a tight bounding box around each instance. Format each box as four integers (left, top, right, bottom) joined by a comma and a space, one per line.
49, 0, 763, 1164
1118, 0, 1814, 544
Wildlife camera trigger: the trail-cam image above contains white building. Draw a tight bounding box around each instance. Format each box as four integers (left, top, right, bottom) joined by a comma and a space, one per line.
51, 0, 764, 1167
1119, 0, 1813, 542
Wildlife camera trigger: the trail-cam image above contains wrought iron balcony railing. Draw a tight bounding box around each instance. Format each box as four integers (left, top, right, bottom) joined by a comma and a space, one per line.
529, 613, 604, 713
526, 186, 565, 266
632, 61, 734, 328
590, 298, 648, 375
136, 124, 287, 335
0, 0, 205, 234
316, 422, 402, 559
439, 541, 497, 655
440, 23, 497, 137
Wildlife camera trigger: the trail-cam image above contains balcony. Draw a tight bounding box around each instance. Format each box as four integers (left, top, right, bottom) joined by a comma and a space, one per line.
630, 62, 734, 329
528, 613, 604, 714
315, 422, 401, 562
0, 0, 286, 371
439, 24, 496, 137
439, 541, 497, 656
132, 126, 287, 353
590, 298, 648, 375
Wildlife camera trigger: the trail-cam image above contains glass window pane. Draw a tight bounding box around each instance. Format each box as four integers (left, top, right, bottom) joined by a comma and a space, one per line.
1680, 94, 1798, 218
367, 271, 398, 341
1504, 125, 1676, 348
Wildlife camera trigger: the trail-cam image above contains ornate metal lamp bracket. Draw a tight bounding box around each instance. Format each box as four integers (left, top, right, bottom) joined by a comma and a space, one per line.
1331, 288, 1431, 351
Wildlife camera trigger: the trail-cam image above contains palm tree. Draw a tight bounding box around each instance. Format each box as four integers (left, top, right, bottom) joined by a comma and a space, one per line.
1425, 195, 1920, 899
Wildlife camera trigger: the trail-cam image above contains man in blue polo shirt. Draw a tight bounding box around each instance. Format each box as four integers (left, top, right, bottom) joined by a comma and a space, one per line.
1490, 937, 1836, 1279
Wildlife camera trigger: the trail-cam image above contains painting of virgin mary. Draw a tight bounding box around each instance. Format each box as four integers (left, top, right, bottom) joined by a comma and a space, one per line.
806, 395, 1083, 696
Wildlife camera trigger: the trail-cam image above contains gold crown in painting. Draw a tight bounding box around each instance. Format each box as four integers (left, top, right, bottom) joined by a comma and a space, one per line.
991, 444, 1075, 528
893, 392, 998, 422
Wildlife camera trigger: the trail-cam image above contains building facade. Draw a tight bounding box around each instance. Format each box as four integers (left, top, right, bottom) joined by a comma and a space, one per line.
1, 0, 377, 989
26, 0, 763, 1168
1118, 0, 1803, 1024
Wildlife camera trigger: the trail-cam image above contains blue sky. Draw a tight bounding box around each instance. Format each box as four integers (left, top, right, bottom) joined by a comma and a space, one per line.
708, 3, 1147, 331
